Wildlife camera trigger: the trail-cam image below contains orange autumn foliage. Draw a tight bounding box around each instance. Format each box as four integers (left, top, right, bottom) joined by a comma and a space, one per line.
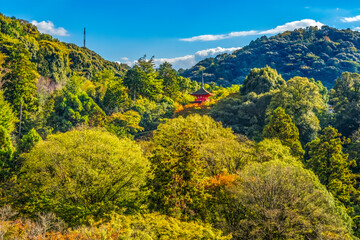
204, 172, 239, 189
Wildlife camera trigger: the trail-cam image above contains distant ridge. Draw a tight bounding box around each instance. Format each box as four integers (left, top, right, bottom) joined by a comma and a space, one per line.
181, 26, 360, 88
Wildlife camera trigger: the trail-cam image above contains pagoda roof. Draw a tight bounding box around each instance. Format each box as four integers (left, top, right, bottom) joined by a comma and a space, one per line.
190, 87, 213, 96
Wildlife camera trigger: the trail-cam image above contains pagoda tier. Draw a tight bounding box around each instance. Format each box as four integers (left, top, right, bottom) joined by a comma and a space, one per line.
190, 87, 213, 103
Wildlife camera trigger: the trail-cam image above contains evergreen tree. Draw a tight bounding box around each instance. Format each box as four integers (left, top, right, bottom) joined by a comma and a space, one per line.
306, 126, 358, 210
263, 107, 304, 158
0, 126, 14, 179
157, 62, 180, 99
241, 66, 285, 95
123, 57, 163, 102
345, 129, 360, 173
2, 52, 39, 137
330, 72, 360, 137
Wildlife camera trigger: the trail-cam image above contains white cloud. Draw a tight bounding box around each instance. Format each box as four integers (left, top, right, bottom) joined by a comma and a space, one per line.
121, 57, 129, 61
259, 19, 323, 34
153, 55, 196, 69
354, 27, 360, 31
31, 20, 69, 36
115, 60, 137, 67
180, 19, 324, 42
342, 15, 360, 22
180, 31, 257, 42
117, 47, 241, 70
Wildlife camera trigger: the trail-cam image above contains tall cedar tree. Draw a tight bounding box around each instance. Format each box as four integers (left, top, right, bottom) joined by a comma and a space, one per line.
123, 57, 163, 102
345, 129, 360, 173
306, 126, 358, 211
263, 107, 304, 158
330, 72, 360, 137
157, 62, 180, 99
2, 52, 39, 137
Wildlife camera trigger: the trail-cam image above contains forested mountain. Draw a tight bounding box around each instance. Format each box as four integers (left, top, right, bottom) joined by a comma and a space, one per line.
0, 13, 128, 85
181, 26, 360, 88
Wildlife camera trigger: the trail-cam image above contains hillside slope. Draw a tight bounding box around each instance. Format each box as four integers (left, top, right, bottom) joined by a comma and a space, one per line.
0, 13, 128, 84
181, 26, 360, 88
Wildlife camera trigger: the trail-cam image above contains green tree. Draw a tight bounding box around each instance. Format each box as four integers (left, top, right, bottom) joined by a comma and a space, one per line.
211, 91, 274, 141
157, 62, 180, 99
306, 126, 358, 210
268, 76, 327, 144
123, 57, 163, 102
17, 128, 42, 154
61, 213, 231, 239
0, 90, 17, 133
14, 129, 149, 225
0, 126, 14, 179
199, 136, 254, 176
330, 72, 360, 137
230, 160, 353, 239
0, 52, 6, 83
2, 52, 39, 137
254, 138, 299, 164
88, 70, 130, 114
149, 114, 243, 219
106, 110, 144, 138
46, 75, 106, 132
345, 129, 360, 173
263, 107, 304, 158
133, 96, 175, 132
241, 66, 285, 95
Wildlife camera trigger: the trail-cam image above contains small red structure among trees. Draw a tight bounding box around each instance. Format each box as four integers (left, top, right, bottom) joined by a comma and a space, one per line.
191, 86, 213, 103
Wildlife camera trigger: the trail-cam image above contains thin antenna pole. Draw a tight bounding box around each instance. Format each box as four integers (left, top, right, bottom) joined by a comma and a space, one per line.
84, 27, 86, 48
201, 71, 204, 88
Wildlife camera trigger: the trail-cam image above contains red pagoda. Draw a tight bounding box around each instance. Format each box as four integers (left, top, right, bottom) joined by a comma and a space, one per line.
190, 76, 213, 103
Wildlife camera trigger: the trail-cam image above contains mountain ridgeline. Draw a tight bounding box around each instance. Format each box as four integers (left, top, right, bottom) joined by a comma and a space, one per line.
0, 13, 128, 85
181, 26, 360, 88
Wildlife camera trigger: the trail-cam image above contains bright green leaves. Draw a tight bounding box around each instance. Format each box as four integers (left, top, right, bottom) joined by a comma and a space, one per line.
17, 129, 149, 225
149, 115, 246, 220
263, 107, 304, 158
106, 110, 144, 138
0, 91, 16, 133
268, 76, 327, 144
17, 128, 41, 154
3, 52, 39, 123
232, 160, 353, 239
0, 126, 14, 179
46, 75, 106, 132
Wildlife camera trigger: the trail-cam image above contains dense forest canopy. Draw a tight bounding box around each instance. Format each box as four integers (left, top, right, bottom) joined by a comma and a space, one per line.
181, 26, 360, 89
1, 13, 360, 239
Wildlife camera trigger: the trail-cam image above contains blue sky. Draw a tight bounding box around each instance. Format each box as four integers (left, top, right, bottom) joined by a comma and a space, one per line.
2, 0, 360, 69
